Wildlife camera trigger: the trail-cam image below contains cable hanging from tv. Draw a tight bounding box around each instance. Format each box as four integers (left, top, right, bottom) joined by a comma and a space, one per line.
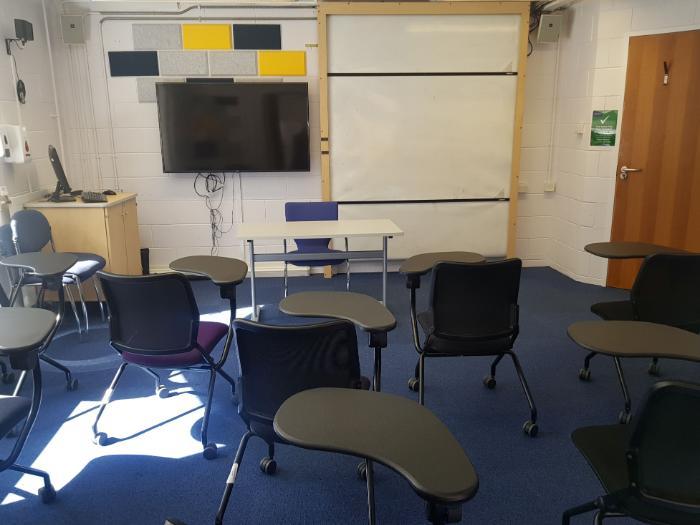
193, 172, 235, 256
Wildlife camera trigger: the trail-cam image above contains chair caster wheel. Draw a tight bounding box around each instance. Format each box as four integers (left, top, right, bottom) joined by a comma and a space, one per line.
483, 375, 496, 389
578, 368, 591, 382
157, 386, 170, 399
618, 411, 631, 425
1, 372, 15, 384
260, 457, 277, 475
357, 461, 367, 481
203, 443, 218, 460
408, 377, 420, 392
66, 378, 79, 391
93, 432, 109, 446
39, 484, 56, 504
523, 421, 538, 437
648, 362, 661, 377
426, 502, 462, 524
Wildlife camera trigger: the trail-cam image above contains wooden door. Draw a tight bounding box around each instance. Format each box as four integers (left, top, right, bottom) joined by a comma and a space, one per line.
608, 30, 700, 289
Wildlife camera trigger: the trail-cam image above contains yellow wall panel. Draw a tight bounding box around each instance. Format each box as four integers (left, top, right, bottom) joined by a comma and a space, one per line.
258, 51, 306, 76
182, 24, 232, 50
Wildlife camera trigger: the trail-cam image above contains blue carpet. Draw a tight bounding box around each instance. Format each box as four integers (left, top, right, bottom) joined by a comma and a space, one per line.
1, 268, 698, 524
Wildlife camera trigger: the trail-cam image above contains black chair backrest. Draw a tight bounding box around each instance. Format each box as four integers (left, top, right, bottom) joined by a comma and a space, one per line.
429, 259, 522, 341
632, 253, 700, 332
10, 209, 52, 253
233, 319, 362, 425
628, 381, 700, 510
0, 224, 15, 307
98, 272, 200, 355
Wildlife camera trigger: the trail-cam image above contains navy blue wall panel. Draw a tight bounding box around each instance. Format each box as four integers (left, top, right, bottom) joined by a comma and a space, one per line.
108, 51, 159, 77
233, 25, 281, 50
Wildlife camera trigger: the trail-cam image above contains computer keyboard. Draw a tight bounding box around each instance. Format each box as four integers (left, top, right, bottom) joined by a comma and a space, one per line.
81, 191, 108, 203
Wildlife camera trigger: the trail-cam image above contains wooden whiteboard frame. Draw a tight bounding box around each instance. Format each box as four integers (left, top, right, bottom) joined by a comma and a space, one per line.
318, 1, 530, 259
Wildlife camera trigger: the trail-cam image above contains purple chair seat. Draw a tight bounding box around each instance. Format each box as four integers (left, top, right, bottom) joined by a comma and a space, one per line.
122, 321, 228, 367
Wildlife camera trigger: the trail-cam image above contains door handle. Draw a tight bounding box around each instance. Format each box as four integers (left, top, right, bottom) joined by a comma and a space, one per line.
619, 166, 642, 180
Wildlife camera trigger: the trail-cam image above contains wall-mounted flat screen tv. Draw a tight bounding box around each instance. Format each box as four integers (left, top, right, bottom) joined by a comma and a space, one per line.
156, 82, 310, 173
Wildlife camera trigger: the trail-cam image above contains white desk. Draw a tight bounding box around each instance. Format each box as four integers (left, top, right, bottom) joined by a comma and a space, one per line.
238, 219, 403, 320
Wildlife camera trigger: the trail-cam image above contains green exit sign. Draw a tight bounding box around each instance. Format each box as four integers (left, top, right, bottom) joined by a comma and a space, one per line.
591, 110, 618, 146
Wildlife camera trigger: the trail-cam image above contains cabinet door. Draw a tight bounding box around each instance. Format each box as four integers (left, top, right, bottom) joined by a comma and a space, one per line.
123, 198, 143, 275
105, 204, 129, 274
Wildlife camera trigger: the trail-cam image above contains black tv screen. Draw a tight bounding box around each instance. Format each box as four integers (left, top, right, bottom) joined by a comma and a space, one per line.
156, 82, 310, 173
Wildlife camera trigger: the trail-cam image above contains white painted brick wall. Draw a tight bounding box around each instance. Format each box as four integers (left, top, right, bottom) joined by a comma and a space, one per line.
549, 0, 700, 285
0, 0, 63, 215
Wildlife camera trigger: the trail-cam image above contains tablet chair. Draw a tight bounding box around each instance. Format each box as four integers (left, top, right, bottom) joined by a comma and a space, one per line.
563, 380, 700, 525
94, 272, 236, 459
580, 253, 700, 382
0, 281, 66, 503
10, 209, 107, 335
0, 271, 15, 385
215, 319, 370, 525
0, 223, 76, 392
408, 259, 538, 437
283, 202, 350, 297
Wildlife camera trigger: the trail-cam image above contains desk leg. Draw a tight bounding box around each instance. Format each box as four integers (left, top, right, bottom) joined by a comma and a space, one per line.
248, 240, 258, 321
373, 348, 382, 392
382, 236, 388, 305
613, 357, 632, 424
365, 458, 376, 525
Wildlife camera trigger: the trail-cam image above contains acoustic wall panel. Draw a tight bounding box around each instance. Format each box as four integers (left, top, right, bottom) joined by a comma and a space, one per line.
182, 24, 232, 50
159, 51, 208, 76
108, 51, 159, 77
328, 15, 520, 73
329, 75, 517, 201
258, 51, 306, 76
133, 24, 182, 50
209, 51, 257, 75
137, 78, 184, 103
233, 25, 281, 50
338, 201, 509, 259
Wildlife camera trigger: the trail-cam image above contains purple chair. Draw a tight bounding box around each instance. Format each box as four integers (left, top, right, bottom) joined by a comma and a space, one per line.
93, 271, 237, 460
283, 202, 350, 297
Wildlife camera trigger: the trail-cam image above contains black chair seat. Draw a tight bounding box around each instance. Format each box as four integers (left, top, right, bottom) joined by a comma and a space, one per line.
590, 300, 634, 321
0, 395, 31, 439
572, 424, 632, 494
418, 311, 511, 355
286, 248, 347, 268
574, 423, 700, 525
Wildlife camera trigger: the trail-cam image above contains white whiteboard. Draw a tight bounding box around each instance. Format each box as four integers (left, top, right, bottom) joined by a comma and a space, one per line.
328, 15, 520, 73
338, 201, 509, 258
329, 75, 517, 201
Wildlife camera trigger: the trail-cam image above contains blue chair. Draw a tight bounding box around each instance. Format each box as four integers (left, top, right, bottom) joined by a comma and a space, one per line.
10, 209, 106, 335
283, 202, 350, 297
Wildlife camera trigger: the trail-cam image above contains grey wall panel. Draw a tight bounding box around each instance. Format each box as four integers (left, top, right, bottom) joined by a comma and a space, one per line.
159, 51, 208, 76
133, 24, 182, 50
209, 51, 257, 75
137, 77, 184, 103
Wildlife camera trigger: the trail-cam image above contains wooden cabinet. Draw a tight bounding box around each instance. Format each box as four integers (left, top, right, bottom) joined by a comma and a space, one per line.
24, 193, 142, 300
